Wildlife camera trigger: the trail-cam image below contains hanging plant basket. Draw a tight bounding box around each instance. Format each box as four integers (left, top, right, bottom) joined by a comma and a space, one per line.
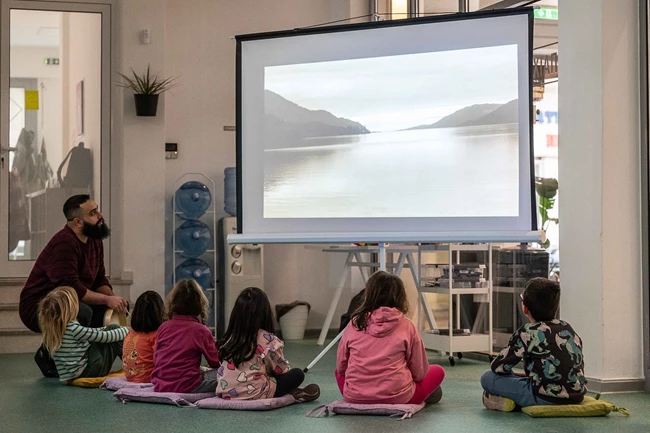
134, 94, 159, 117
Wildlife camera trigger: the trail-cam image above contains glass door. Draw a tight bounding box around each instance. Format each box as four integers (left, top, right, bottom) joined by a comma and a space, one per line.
0, 0, 111, 277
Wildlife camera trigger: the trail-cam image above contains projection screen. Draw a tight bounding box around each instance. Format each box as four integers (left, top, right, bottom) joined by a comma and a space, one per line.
231, 9, 539, 243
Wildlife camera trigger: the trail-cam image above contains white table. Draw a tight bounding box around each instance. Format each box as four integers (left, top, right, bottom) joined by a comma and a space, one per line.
318, 245, 420, 345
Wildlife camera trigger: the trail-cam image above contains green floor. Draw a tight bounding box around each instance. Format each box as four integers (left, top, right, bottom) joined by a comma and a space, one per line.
2, 340, 650, 433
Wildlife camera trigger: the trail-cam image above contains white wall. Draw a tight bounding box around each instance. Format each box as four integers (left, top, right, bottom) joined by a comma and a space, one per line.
119, 0, 167, 300
559, 0, 643, 382
600, 0, 643, 380
162, 0, 369, 328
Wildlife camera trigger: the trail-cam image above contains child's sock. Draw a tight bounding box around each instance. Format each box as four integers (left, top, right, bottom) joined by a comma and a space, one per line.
482, 391, 516, 412
290, 384, 320, 402
425, 387, 443, 404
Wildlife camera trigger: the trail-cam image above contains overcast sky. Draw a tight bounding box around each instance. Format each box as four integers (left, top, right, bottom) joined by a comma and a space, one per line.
265, 44, 518, 132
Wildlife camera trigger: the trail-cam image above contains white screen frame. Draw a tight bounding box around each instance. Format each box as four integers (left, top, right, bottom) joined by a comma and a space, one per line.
233, 9, 538, 244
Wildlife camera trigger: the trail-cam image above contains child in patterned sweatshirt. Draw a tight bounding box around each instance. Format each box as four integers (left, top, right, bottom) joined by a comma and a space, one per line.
216, 287, 320, 401
481, 277, 587, 411
38, 286, 128, 381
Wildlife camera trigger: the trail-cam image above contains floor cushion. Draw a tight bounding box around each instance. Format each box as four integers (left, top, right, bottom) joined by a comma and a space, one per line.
196, 394, 298, 411
68, 371, 124, 388
306, 400, 426, 420
100, 376, 153, 391
112, 387, 215, 407
522, 395, 630, 418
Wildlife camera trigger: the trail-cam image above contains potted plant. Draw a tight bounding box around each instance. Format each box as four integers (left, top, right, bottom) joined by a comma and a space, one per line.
535, 176, 559, 278
118, 65, 178, 116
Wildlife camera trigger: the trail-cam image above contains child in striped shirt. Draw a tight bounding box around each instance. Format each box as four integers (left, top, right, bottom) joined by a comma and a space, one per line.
38, 286, 129, 381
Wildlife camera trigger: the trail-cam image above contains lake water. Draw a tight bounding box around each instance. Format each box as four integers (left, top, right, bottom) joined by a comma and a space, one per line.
263, 124, 519, 218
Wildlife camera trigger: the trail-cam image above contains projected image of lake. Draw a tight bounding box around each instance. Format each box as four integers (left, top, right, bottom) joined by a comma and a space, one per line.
263, 45, 521, 219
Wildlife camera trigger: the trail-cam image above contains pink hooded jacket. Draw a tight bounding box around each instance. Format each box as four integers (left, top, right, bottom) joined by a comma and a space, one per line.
336, 306, 429, 404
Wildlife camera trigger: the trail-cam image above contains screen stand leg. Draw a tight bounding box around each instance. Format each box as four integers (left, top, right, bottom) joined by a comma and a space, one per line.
305, 243, 387, 372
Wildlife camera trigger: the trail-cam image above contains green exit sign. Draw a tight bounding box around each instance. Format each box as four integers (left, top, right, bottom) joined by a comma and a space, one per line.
534, 8, 558, 20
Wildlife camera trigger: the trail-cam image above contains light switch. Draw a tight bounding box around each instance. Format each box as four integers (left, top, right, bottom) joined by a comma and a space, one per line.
140, 29, 151, 44
165, 142, 178, 159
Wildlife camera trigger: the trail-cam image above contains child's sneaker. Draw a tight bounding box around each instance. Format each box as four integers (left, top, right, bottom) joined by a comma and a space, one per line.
290, 384, 320, 402
482, 391, 516, 412
425, 387, 443, 404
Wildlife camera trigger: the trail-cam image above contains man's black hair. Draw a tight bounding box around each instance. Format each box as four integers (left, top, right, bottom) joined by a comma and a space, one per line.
63, 194, 90, 221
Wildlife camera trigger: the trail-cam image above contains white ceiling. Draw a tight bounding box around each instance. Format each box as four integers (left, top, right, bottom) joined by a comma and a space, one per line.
10, 10, 61, 47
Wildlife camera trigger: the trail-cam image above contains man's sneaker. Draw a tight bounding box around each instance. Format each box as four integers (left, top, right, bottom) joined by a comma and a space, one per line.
425, 387, 443, 404
482, 391, 516, 412
290, 384, 320, 402
34, 344, 59, 378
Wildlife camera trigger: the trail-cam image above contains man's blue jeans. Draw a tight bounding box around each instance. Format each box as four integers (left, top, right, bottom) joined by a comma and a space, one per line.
481, 370, 553, 407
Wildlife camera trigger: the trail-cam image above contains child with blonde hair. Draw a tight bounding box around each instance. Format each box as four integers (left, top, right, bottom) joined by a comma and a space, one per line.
151, 279, 220, 393
38, 286, 128, 381
336, 271, 445, 404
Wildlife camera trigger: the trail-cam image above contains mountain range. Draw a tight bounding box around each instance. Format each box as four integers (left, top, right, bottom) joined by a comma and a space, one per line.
265, 90, 369, 147
264, 90, 518, 146
406, 99, 518, 130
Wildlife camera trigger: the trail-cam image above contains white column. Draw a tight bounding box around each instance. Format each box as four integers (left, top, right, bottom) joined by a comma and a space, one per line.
119, 0, 167, 301
559, 0, 644, 391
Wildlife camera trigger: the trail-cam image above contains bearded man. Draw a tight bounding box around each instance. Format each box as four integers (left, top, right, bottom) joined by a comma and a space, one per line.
19, 194, 127, 376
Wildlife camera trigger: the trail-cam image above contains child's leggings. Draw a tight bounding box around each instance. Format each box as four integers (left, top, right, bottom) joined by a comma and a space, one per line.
335, 365, 445, 404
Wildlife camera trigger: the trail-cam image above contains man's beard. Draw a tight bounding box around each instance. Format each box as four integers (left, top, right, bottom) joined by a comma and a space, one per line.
82, 219, 111, 240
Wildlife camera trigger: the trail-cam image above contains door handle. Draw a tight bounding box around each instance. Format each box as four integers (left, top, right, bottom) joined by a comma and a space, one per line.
0, 146, 17, 153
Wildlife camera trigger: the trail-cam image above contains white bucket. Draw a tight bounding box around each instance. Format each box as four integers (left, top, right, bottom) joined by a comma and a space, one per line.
279, 305, 309, 340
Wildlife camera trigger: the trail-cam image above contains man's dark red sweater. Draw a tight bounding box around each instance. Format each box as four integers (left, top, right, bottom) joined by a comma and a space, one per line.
19, 225, 111, 332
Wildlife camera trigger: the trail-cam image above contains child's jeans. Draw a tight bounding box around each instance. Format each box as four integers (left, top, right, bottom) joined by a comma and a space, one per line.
79, 325, 124, 378
480, 370, 553, 407
335, 365, 445, 404
191, 369, 219, 393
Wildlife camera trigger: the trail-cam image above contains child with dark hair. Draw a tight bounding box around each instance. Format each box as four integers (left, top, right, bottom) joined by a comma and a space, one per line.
216, 287, 320, 401
481, 277, 587, 411
336, 271, 445, 404
123, 291, 165, 383
151, 280, 220, 393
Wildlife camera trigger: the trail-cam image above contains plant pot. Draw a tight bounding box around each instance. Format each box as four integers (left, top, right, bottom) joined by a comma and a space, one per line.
134, 94, 159, 116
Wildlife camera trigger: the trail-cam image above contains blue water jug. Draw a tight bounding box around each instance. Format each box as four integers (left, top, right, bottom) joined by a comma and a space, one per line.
175, 219, 211, 257
175, 181, 211, 218
175, 258, 213, 289
224, 167, 237, 216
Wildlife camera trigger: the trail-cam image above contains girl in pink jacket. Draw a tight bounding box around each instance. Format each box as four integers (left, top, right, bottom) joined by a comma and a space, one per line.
336, 271, 445, 404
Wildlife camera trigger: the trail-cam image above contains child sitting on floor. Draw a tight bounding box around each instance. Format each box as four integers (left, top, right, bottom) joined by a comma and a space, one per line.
336, 271, 445, 405
123, 290, 165, 383
38, 286, 128, 382
216, 287, 320, 401
151, 279, 220, 393
481, 277, 587, 411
